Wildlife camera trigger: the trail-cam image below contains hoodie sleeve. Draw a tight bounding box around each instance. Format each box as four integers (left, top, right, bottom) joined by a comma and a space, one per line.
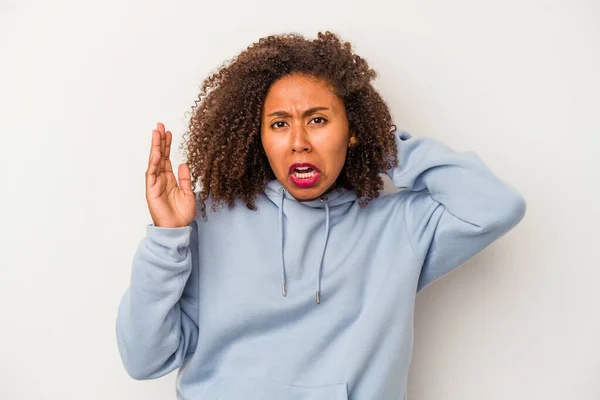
386, 130, 527, 293
115, 218, 200, 380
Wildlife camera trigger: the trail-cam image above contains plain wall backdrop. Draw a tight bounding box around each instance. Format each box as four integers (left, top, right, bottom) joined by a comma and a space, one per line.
1, 0, 599, 399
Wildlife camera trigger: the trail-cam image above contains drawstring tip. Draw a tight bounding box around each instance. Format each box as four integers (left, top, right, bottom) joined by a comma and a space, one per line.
316, 291, 320, 304
281, 283, 286, 297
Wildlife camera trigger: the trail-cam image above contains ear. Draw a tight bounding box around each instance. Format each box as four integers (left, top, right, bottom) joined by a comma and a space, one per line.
348, 134, 358, 149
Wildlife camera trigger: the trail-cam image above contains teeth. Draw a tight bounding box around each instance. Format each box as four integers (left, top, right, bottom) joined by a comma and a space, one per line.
294, 170, 315, 179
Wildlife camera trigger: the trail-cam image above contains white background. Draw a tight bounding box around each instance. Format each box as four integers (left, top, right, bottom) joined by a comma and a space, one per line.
1, 0, 599, 399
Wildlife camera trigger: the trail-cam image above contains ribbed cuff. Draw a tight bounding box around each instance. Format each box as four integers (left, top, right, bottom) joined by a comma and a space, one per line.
144, 223, 193, 261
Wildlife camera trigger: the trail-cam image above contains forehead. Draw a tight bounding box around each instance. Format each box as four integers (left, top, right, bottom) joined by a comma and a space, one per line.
263, 73, 341, 112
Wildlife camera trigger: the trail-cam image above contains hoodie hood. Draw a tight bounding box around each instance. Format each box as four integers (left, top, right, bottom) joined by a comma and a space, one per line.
264, 179, 357, 304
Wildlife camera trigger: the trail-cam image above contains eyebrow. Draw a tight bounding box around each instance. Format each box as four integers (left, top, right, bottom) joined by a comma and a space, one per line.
266, 107, 330, 118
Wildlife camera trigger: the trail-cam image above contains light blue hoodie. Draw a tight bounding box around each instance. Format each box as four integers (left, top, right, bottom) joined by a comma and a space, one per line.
116, 129, 526, 399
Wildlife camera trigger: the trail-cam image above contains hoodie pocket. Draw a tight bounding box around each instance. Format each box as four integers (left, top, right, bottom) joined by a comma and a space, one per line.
204, 376, 348, 400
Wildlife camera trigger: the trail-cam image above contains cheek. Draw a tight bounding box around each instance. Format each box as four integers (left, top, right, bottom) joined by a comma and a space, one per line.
321, 139, 349, 163
263, 138, 285, 159
261, 136, 287, 172
261, 134, 275, 156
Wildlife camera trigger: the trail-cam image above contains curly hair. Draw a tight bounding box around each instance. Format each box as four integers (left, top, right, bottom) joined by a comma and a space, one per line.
180, 31, 399, 219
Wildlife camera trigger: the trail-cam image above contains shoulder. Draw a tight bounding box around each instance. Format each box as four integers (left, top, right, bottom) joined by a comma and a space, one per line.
370, 189, 443, 237
194, 192, 274, 226
367, 187, 436, 214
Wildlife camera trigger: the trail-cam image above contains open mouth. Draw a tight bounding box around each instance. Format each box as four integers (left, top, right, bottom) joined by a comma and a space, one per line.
289, 163, 320, 188
292, 166, 316, 179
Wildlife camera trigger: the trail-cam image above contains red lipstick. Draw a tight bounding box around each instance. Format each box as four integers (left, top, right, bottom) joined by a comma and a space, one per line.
289, 163, 320, 188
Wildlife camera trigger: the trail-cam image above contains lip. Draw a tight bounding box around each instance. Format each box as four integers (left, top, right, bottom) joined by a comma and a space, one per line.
289, 163, 320, 175
289, 163, 321, 189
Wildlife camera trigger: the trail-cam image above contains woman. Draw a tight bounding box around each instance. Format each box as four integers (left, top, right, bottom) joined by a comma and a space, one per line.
116, 31, 526, 399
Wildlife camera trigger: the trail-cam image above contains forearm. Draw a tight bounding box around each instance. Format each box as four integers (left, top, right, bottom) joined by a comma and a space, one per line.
116, 223, 198, 380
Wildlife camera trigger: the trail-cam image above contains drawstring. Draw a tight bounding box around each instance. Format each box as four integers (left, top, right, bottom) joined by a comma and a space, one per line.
277, 187, 330, 304
316, 196, 330, 304
278, 187, 287, 297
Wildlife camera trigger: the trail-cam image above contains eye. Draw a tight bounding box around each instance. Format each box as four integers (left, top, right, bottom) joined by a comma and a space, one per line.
270, 117, 327, 130
271, 121, 287, 129
310, 117, 327, 125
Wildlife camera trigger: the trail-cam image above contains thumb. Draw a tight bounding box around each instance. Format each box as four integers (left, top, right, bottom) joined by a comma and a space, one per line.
178, 163, 193, 194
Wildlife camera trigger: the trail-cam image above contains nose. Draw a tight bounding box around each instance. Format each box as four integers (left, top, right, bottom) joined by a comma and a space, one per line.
291, 125, 311, 153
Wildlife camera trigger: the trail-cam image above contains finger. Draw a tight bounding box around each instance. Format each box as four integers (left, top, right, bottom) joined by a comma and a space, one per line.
146, 151, 160, 188
147, 130, 161, 171
159, 124, 166, 174
165, 130, 172, 159
146, 131, 161, 188
178, 163, 193, 194
164, 131, 174, 173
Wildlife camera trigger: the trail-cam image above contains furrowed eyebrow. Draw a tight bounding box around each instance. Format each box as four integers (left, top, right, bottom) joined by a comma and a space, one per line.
267, 107, 330, 118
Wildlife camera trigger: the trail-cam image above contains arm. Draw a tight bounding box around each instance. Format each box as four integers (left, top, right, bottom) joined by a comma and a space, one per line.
115, 219, 200, 379
387, 130, 527, 292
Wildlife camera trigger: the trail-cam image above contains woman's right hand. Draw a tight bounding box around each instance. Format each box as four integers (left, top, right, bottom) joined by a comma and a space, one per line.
145, 122, 197, 228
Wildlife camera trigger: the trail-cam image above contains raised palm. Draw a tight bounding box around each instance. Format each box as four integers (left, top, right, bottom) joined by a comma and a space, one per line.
145, 122, 196, 228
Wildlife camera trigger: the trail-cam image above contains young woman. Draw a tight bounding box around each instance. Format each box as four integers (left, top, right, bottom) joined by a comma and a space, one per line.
116, 31, 526, 400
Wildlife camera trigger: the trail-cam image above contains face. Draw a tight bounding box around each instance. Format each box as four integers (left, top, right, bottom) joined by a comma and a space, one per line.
261, 73, 352, 202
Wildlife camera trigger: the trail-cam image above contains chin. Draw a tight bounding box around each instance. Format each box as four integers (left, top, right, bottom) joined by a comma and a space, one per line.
284, 183, 325, 201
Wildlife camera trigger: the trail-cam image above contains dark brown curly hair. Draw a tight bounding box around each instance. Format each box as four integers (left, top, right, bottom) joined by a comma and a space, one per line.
180, 31, 399, 218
